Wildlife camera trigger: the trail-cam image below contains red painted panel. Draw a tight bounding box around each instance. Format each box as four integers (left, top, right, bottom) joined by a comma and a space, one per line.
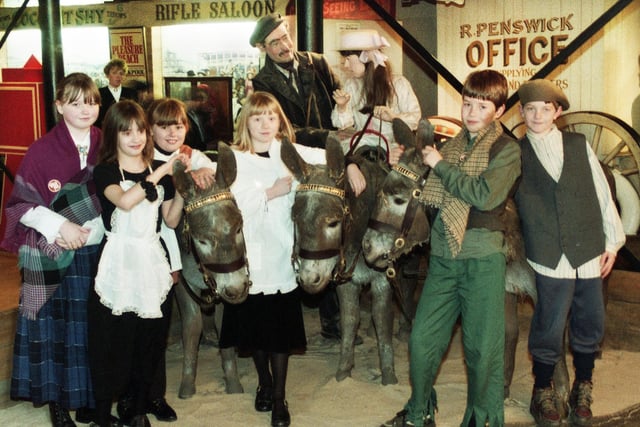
0, 60, 46, 240
0, 84, 45, 149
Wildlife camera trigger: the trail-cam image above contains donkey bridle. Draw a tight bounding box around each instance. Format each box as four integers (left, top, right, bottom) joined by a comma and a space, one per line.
367, 164, 428, 278
293, 182, 359, 284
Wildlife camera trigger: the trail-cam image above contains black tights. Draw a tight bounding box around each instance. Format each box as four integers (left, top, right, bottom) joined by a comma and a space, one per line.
253, 350, 289, 401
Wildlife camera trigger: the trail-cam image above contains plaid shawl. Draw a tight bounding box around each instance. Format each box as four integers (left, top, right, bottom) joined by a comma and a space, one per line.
1, 121, 101, 319
421, 120, 503, 256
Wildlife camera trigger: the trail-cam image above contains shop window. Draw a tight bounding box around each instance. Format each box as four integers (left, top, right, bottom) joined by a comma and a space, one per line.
4, 27, 110, 85
160, 23, 260, 130
164, 76, 234, 146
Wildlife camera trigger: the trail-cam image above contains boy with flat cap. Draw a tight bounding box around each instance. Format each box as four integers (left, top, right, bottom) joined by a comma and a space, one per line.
515, 79, 625, 426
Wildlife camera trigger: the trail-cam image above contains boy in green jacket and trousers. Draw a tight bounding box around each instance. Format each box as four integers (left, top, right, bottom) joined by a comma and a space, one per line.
383, 69, 521, 427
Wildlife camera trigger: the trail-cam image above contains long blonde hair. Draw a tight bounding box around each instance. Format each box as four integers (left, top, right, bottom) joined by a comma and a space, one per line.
233, 91, 295, 152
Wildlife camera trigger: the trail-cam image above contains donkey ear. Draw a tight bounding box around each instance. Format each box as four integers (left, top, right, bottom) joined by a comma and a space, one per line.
215, 142, 237, 188
392, 118, 415, 150
173, 159, 197, 201
416, 119, 435, 151
281, 137, 310, 182
325, 135, 345, 180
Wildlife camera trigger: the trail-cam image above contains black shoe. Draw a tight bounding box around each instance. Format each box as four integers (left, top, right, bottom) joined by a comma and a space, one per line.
76, 407, 118, 425
117, 395, 135, 425
271, 400, 291, 427
130, 414, 151, 427
381, 409, 413, 427
381, 409, 436, 427
320, 330, 341, 341
255, 386, 273, 412
75, 407, 95, 424
50, 403, 77, 427
87, 419, 116, 427
148, 398, 177, 422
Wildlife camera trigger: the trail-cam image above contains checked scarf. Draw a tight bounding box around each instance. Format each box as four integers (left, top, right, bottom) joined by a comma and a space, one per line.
421, 120, 503, 257
15, 170, 101, 319
1, 121, 102, 319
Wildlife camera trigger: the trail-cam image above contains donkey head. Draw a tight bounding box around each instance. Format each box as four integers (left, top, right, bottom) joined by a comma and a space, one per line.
282, 136, 347, 294
362, 118, 434, 273
174, 142, 250, 303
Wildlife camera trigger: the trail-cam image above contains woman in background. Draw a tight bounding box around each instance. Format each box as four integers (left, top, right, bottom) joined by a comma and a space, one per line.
332, 29, 421, 160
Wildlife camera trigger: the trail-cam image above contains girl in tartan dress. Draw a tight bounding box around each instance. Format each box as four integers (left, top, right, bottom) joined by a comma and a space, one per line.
1, 73, 105, 427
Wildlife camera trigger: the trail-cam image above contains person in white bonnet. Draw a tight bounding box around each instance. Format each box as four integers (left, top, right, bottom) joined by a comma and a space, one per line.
332, 29, 421, 162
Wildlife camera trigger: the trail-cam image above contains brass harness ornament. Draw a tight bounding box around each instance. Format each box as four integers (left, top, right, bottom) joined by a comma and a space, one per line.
184, 191, 235, 213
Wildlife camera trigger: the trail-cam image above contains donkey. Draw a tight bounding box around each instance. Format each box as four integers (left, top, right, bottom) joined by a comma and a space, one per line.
172, 142, 251, 398
361, 118, 575, 404
282, 136, 400, 385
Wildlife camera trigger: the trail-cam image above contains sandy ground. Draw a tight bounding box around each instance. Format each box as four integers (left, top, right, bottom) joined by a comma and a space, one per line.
1, 301, 640, 427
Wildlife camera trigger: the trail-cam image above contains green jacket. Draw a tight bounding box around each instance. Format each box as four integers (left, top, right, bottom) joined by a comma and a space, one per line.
429, 129, 521, 259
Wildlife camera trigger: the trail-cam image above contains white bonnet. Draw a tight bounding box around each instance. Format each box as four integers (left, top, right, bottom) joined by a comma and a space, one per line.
338, 29, 390, 51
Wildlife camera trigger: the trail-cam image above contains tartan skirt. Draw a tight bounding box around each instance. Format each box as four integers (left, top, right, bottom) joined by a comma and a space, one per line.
11, 245, 99, 409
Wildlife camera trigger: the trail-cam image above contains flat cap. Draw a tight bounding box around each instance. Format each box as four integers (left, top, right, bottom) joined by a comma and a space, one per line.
518, 79, 570, 110
250, 13, 284, 47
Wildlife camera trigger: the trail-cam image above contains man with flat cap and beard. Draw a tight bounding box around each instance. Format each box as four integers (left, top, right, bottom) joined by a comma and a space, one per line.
249, 13, 341, 149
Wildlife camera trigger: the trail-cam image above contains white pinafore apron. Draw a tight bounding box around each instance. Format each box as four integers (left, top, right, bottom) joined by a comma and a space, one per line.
94, 170, 173, 318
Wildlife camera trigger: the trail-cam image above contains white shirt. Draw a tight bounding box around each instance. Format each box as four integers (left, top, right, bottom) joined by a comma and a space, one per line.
153, 146, 216, 171
231, 139, 325, 295
525, 125, 625, 279
275, 60, 300, 93
109, 85, 121, 102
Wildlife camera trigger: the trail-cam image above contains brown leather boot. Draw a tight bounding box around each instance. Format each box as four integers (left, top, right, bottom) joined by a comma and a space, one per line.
569, 380, 594, 426
530, 386, 562, 426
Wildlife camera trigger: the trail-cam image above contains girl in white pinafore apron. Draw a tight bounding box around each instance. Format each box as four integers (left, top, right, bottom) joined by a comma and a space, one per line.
87, 100, 187, 427
94, 171, 172, 317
